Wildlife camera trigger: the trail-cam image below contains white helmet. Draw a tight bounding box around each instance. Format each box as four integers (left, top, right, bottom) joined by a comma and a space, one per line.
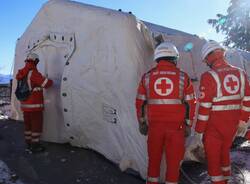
27, 53, 39, 61
154, 42, 179, 61
201, 40, 224, 60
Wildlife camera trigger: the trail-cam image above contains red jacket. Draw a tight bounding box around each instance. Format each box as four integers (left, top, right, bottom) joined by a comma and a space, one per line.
195, 61, 250, 137
16, 62, 53, 112
136, 61, 196, 128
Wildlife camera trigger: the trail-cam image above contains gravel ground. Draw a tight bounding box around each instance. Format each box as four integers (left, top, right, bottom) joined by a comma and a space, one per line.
0, 84, 11, 118
0, 119, 145, 184
1, 119, 249, 184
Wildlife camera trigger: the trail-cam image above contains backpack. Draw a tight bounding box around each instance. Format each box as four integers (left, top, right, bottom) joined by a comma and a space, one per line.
15, 71, 32, 101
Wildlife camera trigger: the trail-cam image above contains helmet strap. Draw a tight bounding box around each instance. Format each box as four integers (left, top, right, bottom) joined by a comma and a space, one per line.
204, 59, 212, 68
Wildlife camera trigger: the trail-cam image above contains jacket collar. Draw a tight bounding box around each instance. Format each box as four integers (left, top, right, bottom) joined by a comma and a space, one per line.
25, 61, 37, 70
157, 60, 176, 68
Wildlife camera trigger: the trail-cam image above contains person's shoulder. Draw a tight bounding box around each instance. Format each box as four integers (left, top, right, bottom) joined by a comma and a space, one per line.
202, 69, 214, 76
31, 67, 41, 73
16, 66, 29, 80
226, 65, 247, 76
234, 66, 245, 73
179, 68, 188, 75
149, 66, 158, 73
30, 68, 43, 77
179, 69, 192, 80
228, 64, 241, 71
143, 67, 157, 77
200, 70, 216, 81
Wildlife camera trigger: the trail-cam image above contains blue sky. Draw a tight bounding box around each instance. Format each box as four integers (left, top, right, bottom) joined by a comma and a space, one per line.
0, 0, 230, 74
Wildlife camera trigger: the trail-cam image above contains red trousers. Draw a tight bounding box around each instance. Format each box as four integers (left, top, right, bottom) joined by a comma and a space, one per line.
204, 130, 234, 184
147, 122, 185, 184
23, 111, 43, 144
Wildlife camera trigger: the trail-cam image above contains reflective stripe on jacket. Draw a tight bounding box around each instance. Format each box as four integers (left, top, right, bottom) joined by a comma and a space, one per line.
195, 63, 250, 133
16, 62, 53, 112
136, 61, 196, 126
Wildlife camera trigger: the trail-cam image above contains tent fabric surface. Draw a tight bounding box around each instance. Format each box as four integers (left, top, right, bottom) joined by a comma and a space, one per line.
12, 0, 154, 178
11, 0, 250, 180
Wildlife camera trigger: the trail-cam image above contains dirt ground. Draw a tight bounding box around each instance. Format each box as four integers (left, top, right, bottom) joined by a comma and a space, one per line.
1, 118, 249, 184
0, 119, 209, 184
0, 119, 146, 184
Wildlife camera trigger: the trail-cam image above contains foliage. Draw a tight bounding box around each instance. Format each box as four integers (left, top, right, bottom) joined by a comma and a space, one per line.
208, 0, 250, 51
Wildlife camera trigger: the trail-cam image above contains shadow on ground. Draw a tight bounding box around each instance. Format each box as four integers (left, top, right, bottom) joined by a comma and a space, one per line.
0, 119, 145, 184
1, 119, 249, 184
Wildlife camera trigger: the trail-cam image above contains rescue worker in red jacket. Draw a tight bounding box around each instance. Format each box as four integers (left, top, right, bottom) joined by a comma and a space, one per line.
136, 42, 196, 184
194, 40, 250, 184
16, 53, 53, 153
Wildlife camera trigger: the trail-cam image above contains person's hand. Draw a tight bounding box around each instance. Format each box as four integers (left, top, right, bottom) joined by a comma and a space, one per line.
139, 120, 148, 136
185, 119, 193, 127
237, 120, 248, 137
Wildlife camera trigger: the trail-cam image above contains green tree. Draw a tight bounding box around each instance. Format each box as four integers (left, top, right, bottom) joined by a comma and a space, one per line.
208, 0, 250, 51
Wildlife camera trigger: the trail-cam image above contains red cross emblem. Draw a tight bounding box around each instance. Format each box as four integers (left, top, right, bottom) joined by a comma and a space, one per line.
154, 77, 173, 96
226, 77, 238, 90
223, 74, 239, 94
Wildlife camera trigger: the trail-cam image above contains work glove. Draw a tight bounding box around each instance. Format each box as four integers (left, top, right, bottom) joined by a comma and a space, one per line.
237, 120, 248, 137
139, 120, 148, 136
185, 119, 193, 127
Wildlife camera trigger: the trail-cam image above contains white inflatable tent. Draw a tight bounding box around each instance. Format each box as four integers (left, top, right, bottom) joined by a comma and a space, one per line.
11, 0, 250, 180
